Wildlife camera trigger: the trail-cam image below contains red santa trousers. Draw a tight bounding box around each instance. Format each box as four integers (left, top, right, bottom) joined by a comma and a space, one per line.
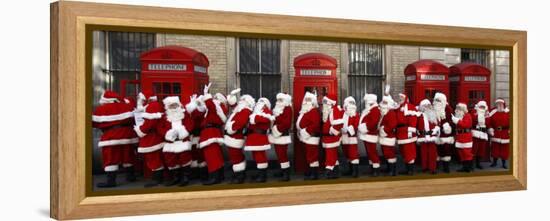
437, 144, 453, 162
304, 142, 319, 167
228, 147, 246, 172
102, 144, 135, 172
191, 145, 206, 168
363, 141, 381, 167
399, 142, 417, 164
274, 144, 290, 169
491, 142, 510, 160
420, 143, 437, 172
142, 150, 164, 171
163, 151, 192, 170
251, 151, 268, 169
202, 143, 225, 173
324, 147, 338, 170
342, 144, 359, 164
472, 138, 488, 159
457, 148, 473, 162
382, 145, 397, 163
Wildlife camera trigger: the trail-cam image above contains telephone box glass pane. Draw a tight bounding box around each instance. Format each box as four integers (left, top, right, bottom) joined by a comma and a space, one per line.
163, 82, 171, 94
153, 83, 162, 94
173, 83, 181, 95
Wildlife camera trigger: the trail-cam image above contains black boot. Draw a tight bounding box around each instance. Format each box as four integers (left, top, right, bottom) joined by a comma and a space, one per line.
199, 167, 209, 182
230, 171, 246, 184
372, 166, 380, 177
144, 170, 163, 188
342, 162, 353, 176
203, 168, 224, 185
273, 169, 283, 178
351, 164, 359, 178
325, 168, 338, 179
253, 169, 267, 183
442, 161, 450, 173
97, 171, 117, 188
190, 167, 200, 180
475, 157, 484, 170
279, 168, 290, 181
457, 161, 471, 173
125, 166, 136, 182
304, 166, 319, 180
388, 163, 397, 176
164, 168, 181, 186
407, 164, 415, 176
179, 166, 191, 186
490, 158, 498, 167
502, 159, 508, 169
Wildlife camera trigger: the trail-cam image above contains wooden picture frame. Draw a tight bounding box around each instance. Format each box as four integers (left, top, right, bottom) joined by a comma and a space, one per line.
50, 1, 527, 220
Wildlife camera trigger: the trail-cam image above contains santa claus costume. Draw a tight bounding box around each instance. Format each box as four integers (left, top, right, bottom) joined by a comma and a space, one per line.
396, 93, 420, 175
341, 96, 360, 178
378, 94, 399, 176
189, 94, 208, 181
245, 98, 274, 183
268, 93, 293, 181
433, 92, 454, 173
158, 96, 195, 186
472, 100, 490, 170
416, 99, 440, 174
224, 94, 254, 184
133, 90, 166, 188
488, 98, 510, 169
358, 93, 382, 177
452, 102, 474, 172
199, 84, 229, 185
296, 92, 322, 180
92, 91, 139, 188
321, 94, 344, 179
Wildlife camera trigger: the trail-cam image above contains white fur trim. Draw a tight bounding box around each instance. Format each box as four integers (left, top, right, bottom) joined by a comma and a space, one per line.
268, 134, 292, 145
280, 161, 290, 169
190, 160, 199, 168
257, 162, 268, 169
310, 161, 319, 167
440, 156, 451, 162
489, 107, 510, 117
168, 165, 181, 170
122, 163, 133, 168
379, 137, 396, 146
227, 94, 237, 106
417, 136, 437, 143
225, 121, 237, 135
322, 139, 341, 148
177, 127, 190, 140
92, 111, 133, 123
134, 125, 147, 138
387, 158, 397, 163
408, 127, 417, 133
329, 126, 340, 136
359, 133, 378, 143
137, 142, 164, 153
232, 160, 246, 172
181, 161, 192, 167
198, 137, 224, 148
192, 136, 200, 145
249, 112, 274, 124
342, 134, 358, 144
331, 118, 344, 125
152, 166, 164, 171
203, 93, 213, 100
224, 135, 245, 148
300, 136, 320, 145
491, 137, 510, 144
350, 159, 359, 164
163, 141, 192, 153
198, 161, 207, 168
141, 112, 163, 120
98, 138, 139, 147
472, 130, 489, 140
185, 101, 197, 114
372, 163, 380, 168
214, 102, 227, 123
104, 165, 119, 172
271, 125, 283, 137
397, 136, 417, 144
244, 144, 272, 151
443, 122, 452, 134
358, 123, 367, 134
436, 136, 455, 145
455, 142, 473, 148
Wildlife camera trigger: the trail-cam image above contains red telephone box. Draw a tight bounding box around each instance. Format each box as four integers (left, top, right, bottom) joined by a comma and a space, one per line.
449, 62, 491, 109
292, 53, 338, 172
404, 59, 450, 105
139, 46, 210, 104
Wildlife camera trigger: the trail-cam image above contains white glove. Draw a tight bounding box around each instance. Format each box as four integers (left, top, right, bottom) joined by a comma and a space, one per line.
379, 126, 387, 137
488, 128, 495, 136
225, 121, 235, 135
329, 126, 340, 136
407, 131, 413, 138
177, 127, 189, 140
203, 83, 212, 95
432, 126, 441, 136
165, 129, 178, 142
269, 115, 276, 121
443, 123, 452, 135
347, 126, 355, 136
452, 116, 459, 124
230, 88, 241, 95
300, 128, 311, 139
358, 123, 367, 134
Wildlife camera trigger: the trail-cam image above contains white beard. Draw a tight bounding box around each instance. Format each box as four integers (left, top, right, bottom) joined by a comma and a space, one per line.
476, 109, 486, 126
497, 106, 505, 112
300, 102, 314, 115
322, 104, 332, 122
345, 105, 357, 117
273, 102, 287, 117
379, 104, 390, 116
166, 107, 184, 122
433, 101, 446, 120
424, 108, 438, 124
254, 103, 265, 114
455, 110, 464, 119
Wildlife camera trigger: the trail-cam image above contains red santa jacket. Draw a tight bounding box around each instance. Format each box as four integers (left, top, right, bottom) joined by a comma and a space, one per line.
198, 94, 228, 148
455, 113, 473, 148
224, 106, 252, 148
92, 102, 138, 147
190, 108, 205, 145
342, 111, 359, 145
358, 104, 381, 144
416, 113, 439, 143
296, 108, 321, 145
321, 106, 344, 148
436, 105, 455, 145
396, 103, 419, 145
158, 110, 194, 153
268, 105, 293, 145
471, 111, 490, 141
378, 109, 397, 146
488, 108, 510, 144
134, 101, 165, 153
244, 107, 273, 151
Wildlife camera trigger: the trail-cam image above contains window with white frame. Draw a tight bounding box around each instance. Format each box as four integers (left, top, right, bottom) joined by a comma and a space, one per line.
348, 43, 385, 109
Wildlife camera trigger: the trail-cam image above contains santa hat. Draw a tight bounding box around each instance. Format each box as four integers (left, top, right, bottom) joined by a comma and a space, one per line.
138, 89, 157, 101
433, 92, 447, 103
419, 99, 431, 107
303, 92, 319, 107
257, 97, 271, 109
363, 93, 377, 104
475, 100, 488, 109
239, 94, 256, 109
495, 98, 506, 106
399, 93, 409, 103
214, 93, 227, 104
99, 90, 121, 104
323, 93, 338, 106
343, 96, 356, 109
381, 94, 395, 105
456, 102, 468, 113
276, 93, 292, 106
163, 96, 181, 109
227, 94, 238, 106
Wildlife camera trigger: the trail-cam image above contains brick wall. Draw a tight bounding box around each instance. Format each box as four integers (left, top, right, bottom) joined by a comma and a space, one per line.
493, 50, 510, 104
386, 45, 419, 99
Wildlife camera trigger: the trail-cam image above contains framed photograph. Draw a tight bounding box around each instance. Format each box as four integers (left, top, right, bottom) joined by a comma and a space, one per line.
50, 1, 527, 220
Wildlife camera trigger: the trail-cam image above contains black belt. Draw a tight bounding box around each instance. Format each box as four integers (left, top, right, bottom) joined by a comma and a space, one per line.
106, 124, 129, 130
456, 129, 471, 133
397, 124, 407, 128
225, 129, 244, 135
496, 127, 509, 131
418, 130, 432, 136
204, 124, 221, 129
250, 129, 268, 134
192, 129, 200, 135
281, 131, 290, 136
475, 127, 487, 132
